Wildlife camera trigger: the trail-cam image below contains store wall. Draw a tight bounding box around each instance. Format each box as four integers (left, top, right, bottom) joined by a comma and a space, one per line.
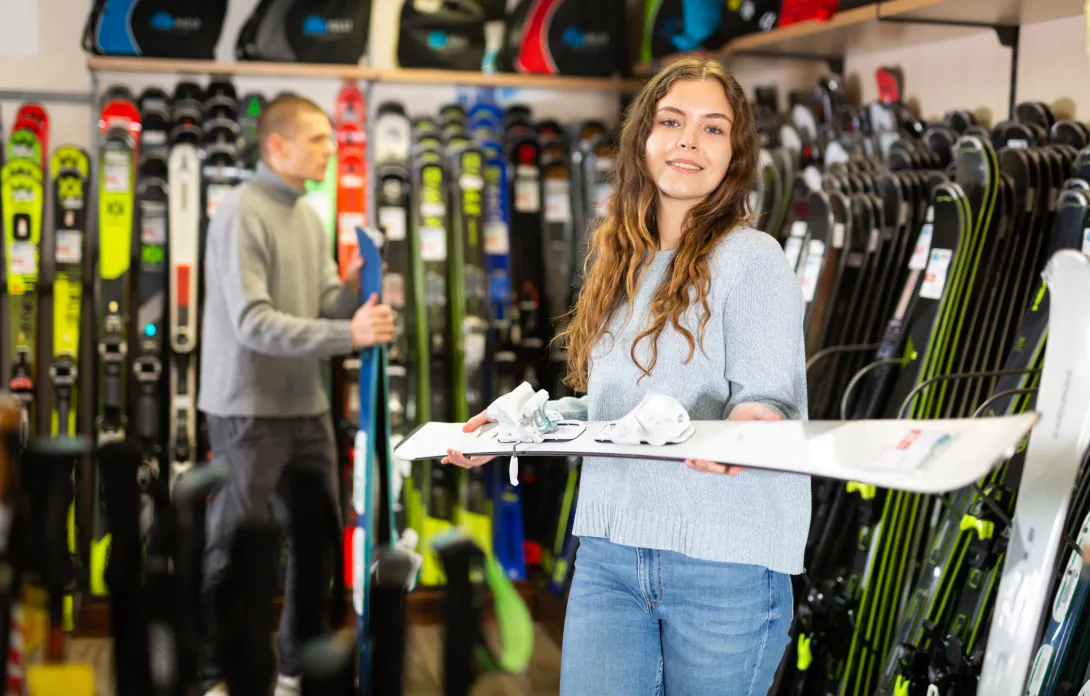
843, 14, 1089, 124
0, 2, 1084, 151
0, 0, 829, 151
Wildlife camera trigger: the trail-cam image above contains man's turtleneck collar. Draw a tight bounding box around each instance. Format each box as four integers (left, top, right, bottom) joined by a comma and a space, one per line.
254, 160, 307, 205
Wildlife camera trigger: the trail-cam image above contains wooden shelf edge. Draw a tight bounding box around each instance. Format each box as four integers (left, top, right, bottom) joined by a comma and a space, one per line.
86, 56, 644, 92
725, 0, 945, 53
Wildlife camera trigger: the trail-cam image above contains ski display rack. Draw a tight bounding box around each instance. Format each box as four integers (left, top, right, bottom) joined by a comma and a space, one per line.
67, 13, 1090, 694
57, 55, 637, 645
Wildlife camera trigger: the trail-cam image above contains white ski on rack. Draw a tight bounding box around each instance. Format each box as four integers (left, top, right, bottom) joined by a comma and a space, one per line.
979, 249, 1090, 695
167, 143, 201, 491
394, 410, 1039, 495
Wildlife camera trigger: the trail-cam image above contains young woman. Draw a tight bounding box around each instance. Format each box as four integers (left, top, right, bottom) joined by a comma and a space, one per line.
444, 56, 809, 695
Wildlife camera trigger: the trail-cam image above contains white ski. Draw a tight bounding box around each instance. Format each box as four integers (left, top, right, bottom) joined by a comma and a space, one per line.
978, 249, 1090, 694
393, 411, 1038, 495
167, 143, 201, 491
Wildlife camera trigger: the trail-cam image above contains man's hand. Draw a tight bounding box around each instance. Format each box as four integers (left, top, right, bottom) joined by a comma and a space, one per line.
685, 402, 783, 476
343, 250, 364, 296
350, 293, 395, 348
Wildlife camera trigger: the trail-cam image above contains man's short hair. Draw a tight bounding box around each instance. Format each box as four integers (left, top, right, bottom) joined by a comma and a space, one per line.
257, 94, 328, 158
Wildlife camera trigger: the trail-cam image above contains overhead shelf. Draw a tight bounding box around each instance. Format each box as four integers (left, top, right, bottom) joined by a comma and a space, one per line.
719, 0, 1084, 60
86, 56, 644, 92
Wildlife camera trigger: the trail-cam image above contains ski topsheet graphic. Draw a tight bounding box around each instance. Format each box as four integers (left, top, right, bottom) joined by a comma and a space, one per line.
978, 249, 1090, 695
394, 399, 1038, 494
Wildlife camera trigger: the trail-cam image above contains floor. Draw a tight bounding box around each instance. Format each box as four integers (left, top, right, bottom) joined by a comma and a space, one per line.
63, 623, 562, 695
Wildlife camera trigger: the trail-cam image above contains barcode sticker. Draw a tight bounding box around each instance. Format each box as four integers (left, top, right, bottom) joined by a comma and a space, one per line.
55, 230, 83, 265
338, 212, 365, 245
9, 241, 35, 276
515, 179, 539, 212
545, 180, 571, 222
919, 248, 952, 300
420, 226, 446, 261
380, 207, 406, 242
484, 221, 510, 254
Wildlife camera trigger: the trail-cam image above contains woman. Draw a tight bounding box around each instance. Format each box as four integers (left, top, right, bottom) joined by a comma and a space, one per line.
444, 56, 809, 695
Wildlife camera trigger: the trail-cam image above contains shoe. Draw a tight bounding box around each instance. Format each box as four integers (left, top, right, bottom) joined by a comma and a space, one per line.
203, 683, 229, 696
274, 674, 301, 696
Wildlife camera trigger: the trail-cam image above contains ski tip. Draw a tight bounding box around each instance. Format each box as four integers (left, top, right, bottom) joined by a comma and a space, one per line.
296, 627, 355, 678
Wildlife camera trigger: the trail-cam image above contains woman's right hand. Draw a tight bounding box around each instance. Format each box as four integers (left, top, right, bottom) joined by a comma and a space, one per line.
441, 411, 497, 468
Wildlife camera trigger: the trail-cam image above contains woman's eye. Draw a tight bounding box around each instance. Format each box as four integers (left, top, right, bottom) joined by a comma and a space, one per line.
660, 119, 679, 128
706, 126, 724, 135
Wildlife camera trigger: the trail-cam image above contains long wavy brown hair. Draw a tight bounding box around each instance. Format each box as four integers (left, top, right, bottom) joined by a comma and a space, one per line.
556, 56, 760, 393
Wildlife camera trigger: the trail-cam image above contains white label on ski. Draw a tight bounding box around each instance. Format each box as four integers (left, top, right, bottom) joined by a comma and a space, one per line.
353, 430, 368, 515
55, 230, 83, 265
545, 179, 571, 222
103, 151, 131, 193
8, 241, 35, 276
484, 221, 510, 254
338, 212, 365, 245
352, 527, 365, 617
379, 206, 407, 242
384, 274, 405, 307
790, 220, 807, 238
783, 236, 803, 270
869, 428, 952, 471
909, 224, 934, 270
1008, 139, 1029, 149
420, 226, 447, 261
341, 173, 364, 190
832, 223, 845, 248
420, 200, 445, 218
459, 174, 484, 192
142, 210, 166, 245
1082, 226, 1090, 255
867, 228, 880, 253
800, 240, 825, 302
515, 171, 540, 213
919, 248, 952, 300
1026, 644, 1052, 696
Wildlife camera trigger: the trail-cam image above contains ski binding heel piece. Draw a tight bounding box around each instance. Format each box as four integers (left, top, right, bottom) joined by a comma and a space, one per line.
594, 393, 694, 446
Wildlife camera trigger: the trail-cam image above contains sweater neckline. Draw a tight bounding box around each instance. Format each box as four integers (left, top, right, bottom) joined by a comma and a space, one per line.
254, 161, 307, 205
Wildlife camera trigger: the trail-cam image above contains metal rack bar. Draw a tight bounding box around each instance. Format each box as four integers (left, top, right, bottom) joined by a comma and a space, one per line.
0, 89, 93, 104
896, 367, 1040, 419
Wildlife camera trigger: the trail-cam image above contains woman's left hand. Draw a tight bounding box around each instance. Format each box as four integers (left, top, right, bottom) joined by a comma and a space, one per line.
684, 402, 783, 476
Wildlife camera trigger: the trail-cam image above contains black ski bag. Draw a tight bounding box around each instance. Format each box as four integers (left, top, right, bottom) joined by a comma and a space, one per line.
236, 0, 373, 64
83, 0, 227, 58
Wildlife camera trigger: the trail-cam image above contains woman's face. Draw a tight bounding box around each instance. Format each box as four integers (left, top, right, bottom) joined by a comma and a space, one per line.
644, 78, 735, 205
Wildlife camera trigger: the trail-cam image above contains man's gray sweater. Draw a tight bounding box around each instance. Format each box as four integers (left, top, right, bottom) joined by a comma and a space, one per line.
198, 162, 357, 418
548, 227, 812, 575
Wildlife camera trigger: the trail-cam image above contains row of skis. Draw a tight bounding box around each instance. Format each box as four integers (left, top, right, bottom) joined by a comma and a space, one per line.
755, 68, 1090, 695
0, 74, 617, 616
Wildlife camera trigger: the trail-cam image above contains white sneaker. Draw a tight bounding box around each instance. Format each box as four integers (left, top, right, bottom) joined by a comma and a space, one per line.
274, 674, 301, 696
203, 684, 229, 696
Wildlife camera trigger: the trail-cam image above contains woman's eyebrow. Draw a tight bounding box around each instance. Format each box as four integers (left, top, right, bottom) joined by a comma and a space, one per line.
657, 105, 733, 123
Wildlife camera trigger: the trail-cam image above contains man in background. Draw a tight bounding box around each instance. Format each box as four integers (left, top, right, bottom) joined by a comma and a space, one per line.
197, 94, 394, 696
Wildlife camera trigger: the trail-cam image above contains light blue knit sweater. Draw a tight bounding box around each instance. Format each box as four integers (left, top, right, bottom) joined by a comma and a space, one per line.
548, 226, 811, 575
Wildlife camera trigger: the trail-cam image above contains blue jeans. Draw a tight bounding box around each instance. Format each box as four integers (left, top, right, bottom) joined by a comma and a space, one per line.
560, 536, 793, 696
